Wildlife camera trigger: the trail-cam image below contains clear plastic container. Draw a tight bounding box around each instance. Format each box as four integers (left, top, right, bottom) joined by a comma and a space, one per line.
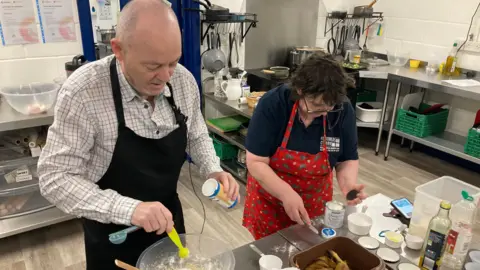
0, 157, 39, 196
0, 82, 59, 115
410, 176, 480, 238
386, 50, 410, 67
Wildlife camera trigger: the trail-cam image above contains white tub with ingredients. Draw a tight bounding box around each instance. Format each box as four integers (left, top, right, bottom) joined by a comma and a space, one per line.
356, 102, 391, 123
409, 176, 480, 237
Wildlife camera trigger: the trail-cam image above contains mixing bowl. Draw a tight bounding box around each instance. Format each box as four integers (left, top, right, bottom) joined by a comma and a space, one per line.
386, 50, 410, 67
0, 83, 59, 115
137, 234, 235, 270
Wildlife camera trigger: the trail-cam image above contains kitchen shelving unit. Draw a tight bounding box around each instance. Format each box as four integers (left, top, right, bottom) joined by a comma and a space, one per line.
324, 12, 383, 36
203, 93, 252, 183
0, 99, 73, 239
200, 13, 258, 44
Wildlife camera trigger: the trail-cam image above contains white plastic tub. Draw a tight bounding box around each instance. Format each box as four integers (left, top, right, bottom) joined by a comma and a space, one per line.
0, 83, 59, 115
356, 102, 391, 123
409, 176, 480, 237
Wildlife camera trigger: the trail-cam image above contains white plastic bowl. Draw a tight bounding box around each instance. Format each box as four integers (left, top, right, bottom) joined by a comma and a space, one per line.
0, 83, 59, 115
348, 212, 372, 235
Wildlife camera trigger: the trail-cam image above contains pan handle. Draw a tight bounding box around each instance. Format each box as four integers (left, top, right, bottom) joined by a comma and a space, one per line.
193, 0, 209, 9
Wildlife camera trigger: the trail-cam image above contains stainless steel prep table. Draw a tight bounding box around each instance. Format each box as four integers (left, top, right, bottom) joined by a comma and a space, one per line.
278, 193, 422, 269
0, 99, 74, 239
359, 65, 480, 165
232, 231, 300, 269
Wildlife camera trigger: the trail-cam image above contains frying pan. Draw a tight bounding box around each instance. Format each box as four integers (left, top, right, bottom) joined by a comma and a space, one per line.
262, 66, 290, 79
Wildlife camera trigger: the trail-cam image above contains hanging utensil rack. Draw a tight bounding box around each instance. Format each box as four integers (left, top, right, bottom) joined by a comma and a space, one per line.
324, 12, 383, 36
200, 13, 258, 44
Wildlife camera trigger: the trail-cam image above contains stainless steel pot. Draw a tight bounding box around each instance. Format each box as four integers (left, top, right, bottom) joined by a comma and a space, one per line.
96, 26, 116, 44
289, 46, 324, 68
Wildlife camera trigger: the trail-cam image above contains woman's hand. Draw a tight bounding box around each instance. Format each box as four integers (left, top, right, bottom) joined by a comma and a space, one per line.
345, 183, 367, 206
280, 188, 311, 225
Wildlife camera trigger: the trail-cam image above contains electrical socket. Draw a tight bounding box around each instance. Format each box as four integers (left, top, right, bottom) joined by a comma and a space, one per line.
455, 39, 480, 53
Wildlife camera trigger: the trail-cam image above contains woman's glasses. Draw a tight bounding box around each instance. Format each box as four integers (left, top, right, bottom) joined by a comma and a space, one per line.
303, 98, 344, 114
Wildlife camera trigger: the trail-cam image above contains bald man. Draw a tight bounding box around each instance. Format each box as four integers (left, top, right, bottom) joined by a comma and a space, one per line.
38, 0, 240, 268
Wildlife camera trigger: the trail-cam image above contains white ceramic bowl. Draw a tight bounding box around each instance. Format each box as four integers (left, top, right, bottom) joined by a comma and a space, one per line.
470, 251, 480, 263
385, 231, 404, 249
348, 212, 372, 236
0, 83, 59, 115
405, 234, 424, 250
465, 262, 480, 270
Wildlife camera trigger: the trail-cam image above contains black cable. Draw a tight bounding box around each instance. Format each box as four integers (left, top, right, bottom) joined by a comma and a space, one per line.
456, 1, 480, 56
188, 142, 206, 234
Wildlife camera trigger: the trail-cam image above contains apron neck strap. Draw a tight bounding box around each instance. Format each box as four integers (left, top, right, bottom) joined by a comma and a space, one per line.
109, 57, 126, 128
280, 101, 328, 153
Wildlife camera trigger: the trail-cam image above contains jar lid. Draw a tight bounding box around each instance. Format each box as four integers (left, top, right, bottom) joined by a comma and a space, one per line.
321, 228, 336, 239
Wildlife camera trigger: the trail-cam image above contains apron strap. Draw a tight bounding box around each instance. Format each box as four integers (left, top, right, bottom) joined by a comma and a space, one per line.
109, 57, 126, 128
165, 82, 188, 125
322, 115, 328, 153
280, 101, 299, 148
280, 101, 329, 154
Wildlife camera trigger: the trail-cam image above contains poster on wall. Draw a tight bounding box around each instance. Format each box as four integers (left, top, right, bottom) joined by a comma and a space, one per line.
0, 0, 39, 45
36, 0, 76, 43
97, 0, 113, 21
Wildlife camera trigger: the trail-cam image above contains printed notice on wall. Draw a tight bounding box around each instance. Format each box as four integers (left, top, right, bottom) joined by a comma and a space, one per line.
0, 0, 39, 45
36, 0, 76, 43
97, 0, 113, 21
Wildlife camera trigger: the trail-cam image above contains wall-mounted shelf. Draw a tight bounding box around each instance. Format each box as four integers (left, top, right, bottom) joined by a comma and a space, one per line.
324, 12, 383, 36
200, 13, 258, 44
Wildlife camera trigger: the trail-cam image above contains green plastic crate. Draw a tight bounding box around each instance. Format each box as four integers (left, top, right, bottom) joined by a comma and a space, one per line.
357, 90, 377, 103
211, 135, 238, 160
465, 128, 480, 158
395, 103, 449, 138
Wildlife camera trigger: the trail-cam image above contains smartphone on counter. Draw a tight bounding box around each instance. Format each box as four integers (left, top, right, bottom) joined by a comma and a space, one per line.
391, 197, 413, 220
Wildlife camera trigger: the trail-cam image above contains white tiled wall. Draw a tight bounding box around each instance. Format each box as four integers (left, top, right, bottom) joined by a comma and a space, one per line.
0, 0, 84, 87
316, 0, 480, 136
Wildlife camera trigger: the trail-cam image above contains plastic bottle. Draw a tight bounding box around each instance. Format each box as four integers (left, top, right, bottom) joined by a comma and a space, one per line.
201, 179, 238, 209
440, 191, 477, 270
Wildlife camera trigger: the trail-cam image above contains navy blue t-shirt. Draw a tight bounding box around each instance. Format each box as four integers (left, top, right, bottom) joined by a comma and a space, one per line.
246, 84, 358, 168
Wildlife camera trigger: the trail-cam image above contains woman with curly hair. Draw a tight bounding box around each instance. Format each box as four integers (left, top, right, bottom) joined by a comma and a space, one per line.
242, 53, 367, 239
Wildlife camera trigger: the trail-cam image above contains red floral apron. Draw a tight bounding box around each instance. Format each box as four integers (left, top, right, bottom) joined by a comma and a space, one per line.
242, 102, 333, 240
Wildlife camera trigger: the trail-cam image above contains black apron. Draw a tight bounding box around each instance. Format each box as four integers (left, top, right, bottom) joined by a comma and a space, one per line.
81, 57, 188, 270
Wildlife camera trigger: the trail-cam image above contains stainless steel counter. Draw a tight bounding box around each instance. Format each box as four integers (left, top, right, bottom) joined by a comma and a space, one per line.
361, 65, 480, 102
232, 232, 300, 269
360, 65, 480, 164
276, 193, 421, 269
0, 99, 54, 133
204, 93, 254, 119
0, 207, 74, 239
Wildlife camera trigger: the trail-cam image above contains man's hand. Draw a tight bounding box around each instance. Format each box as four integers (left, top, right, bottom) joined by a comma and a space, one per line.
208, 171, 240, 202
280, 188, 311, 225
345, 184, 367, 206
131, 202, 174, 235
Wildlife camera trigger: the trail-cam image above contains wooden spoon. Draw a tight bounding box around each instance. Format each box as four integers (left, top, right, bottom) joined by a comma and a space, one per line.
114, 259, 140, 270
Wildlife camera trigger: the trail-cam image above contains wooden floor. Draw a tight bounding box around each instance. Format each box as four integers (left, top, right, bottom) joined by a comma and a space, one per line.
0, 131, 478, 270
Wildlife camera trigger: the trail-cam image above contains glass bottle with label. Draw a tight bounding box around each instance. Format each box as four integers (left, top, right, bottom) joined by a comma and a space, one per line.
419, 201, 452, 270
440, 191, 477, 270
